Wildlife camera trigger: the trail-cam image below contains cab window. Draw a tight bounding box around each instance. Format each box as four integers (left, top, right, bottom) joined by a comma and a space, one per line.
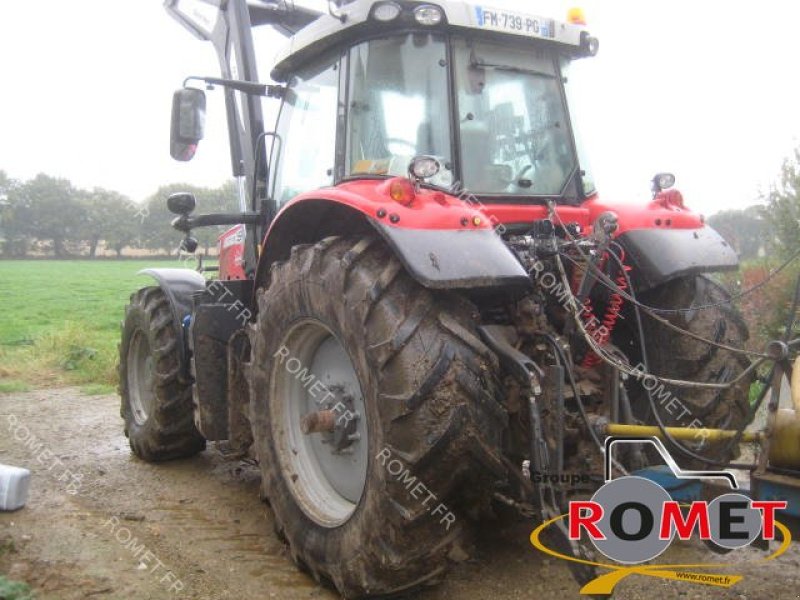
273, 59, 340, 207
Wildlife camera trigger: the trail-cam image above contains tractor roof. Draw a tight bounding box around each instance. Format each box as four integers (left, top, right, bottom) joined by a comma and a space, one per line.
270, 0, 594, 81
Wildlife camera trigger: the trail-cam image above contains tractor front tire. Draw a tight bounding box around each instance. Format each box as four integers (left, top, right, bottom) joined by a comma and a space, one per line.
119, 287, 205, 462
248, 236, 507, 598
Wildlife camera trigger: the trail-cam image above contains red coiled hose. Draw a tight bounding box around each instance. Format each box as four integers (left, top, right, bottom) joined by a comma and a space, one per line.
580, 253, 632, 368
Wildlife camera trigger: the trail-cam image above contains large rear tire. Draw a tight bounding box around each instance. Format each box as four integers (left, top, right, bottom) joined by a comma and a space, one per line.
631, 275, 752, 466
248, 236, 507, 598
119, 287, 205, 462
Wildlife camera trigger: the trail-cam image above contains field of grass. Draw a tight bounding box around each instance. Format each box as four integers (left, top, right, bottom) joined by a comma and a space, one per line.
1, 258, 794, 397
0, 259, 187, 394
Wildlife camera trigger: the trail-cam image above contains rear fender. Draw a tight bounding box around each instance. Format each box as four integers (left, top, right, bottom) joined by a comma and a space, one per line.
615, 226, 739, 292
255, 182, 530, 292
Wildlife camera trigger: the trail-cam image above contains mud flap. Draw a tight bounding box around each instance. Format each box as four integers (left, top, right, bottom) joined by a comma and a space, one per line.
226, 330, 253, 456
615, 227, 738, 292
373, 223, 531, 290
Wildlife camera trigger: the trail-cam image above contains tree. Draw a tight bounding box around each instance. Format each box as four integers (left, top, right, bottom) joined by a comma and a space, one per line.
140, 182, 239, 256
13, 174, 84, 256
0, 170, 24, 257
763, 148, 800, 257
707, 205, 766, 261
79, 188, 139, 257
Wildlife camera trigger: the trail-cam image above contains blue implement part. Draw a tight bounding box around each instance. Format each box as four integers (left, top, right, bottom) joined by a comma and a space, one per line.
632, 466, 704, 503
752, 472, 800, 520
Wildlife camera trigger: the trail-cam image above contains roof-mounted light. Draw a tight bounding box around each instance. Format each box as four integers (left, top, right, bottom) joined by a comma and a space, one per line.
567, 7, 587, 26
579, 31, 600, 57
372, 1, 402, 22
414, 5, 443, 26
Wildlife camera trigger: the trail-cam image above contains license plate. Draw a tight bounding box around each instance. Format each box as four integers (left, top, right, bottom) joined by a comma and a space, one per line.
474, 6, 556, 39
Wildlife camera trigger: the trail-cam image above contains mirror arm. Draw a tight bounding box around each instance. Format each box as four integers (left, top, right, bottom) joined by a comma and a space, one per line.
171, 212, 261, 233
182, 76, 285, 99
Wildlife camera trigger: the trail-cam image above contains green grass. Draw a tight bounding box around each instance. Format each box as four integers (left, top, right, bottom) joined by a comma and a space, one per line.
0, 260, 187, 390
0, 576, 34, 600
0, 380, 31, 393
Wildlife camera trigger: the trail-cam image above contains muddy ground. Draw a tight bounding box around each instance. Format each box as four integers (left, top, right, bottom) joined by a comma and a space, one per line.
1, 389, 799, 600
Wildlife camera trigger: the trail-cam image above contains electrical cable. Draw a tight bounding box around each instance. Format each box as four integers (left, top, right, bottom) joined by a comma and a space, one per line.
552, 253, 766, 389
604, 246, 760, 468
632, 245, 800, 315
559, 250, 771, 360
547, 206, 773, 359
547, 209, 771, 360
549, 209, 800, 315
523, 207, 784, 467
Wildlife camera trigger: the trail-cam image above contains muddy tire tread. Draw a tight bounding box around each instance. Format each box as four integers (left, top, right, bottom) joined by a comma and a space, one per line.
249, 236, 507, 598
119, 287, 205, 462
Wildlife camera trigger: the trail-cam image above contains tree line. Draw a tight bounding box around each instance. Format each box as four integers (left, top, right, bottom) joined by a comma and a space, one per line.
2, 147, 800, 260
0, 170, 238, 258
707, 147, 800, 262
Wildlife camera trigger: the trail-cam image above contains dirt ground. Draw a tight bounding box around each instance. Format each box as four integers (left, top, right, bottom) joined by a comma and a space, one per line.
1, 389, 799, 600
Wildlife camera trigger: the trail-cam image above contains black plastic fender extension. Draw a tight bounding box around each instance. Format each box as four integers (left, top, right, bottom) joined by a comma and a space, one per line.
372, 222, 532, 291
614, 227, 739, 292
138, 268, 206, 379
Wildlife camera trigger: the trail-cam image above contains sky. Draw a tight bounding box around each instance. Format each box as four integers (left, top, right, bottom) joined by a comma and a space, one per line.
1, 0, 799, 216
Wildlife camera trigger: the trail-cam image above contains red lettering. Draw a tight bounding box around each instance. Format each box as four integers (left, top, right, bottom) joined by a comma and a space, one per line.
659, 501, 711, 540
569, 501, 605, 540
752, 501, 787, 540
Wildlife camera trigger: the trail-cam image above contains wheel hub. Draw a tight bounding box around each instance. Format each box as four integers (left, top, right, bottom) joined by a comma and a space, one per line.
127, 329, 156, 426
271, 321, 368, 527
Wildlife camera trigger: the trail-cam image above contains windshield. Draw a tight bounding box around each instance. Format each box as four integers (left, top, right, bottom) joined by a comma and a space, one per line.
453, 38, 577, 197
343, 34, 584, 200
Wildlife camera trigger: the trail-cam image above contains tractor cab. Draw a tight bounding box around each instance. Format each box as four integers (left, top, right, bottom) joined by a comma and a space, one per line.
268, 1, 599, 208
165, 0, 601, 280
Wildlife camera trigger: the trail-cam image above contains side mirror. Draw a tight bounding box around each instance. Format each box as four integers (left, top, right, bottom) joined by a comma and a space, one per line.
167, 192, 196, 216
170, 88, 206, 161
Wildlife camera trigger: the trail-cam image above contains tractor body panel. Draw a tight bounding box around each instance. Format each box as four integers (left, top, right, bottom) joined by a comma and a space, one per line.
218, 225, 248, 281
255, 179, 738, 293
188, 280, 253, 440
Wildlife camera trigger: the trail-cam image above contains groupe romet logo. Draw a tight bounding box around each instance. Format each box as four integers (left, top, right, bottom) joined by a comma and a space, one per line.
530, 437, 791, 595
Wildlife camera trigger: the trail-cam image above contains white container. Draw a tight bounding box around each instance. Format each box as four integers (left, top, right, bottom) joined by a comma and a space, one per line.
0, 463, 31, 511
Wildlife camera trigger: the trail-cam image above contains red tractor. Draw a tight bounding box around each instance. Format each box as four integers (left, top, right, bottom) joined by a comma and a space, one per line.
120, 1, 752, 596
